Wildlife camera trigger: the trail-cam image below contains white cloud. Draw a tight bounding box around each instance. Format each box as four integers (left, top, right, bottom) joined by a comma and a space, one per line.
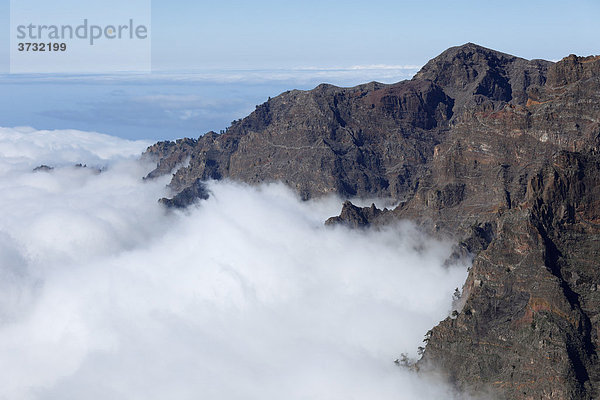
0, 127, 472, 400
0, 66, 422, 86
0, 126, 151, 170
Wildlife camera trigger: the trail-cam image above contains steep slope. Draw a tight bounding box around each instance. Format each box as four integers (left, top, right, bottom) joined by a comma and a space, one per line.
145, 79, 454, 201
143, 43, 600, 399
421, 151, 600, 399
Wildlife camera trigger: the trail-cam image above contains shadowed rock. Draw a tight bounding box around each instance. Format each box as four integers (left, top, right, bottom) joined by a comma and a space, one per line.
325, 201, 387, 228
159, 179, 210, 209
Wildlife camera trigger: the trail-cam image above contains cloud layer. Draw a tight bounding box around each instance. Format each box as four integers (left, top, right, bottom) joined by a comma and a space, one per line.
0, 127, 470, 399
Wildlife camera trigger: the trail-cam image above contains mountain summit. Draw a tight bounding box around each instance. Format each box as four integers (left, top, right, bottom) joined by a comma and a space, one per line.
144, 43, 600, 399
414, 42, 551, 105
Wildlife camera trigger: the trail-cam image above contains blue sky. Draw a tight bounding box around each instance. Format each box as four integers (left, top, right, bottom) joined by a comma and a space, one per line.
149, 0, 600, 69
0, 0, 599, 140
2, 0, 600, 72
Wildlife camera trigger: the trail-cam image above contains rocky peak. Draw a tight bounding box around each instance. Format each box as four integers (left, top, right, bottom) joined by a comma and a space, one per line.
415, 43, 516, 84
414, 43, 551, 108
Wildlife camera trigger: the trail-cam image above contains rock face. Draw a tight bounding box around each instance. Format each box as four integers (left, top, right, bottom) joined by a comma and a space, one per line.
144, 43, 600, 399
422, 151, 600, 399
144, 79, 454, 202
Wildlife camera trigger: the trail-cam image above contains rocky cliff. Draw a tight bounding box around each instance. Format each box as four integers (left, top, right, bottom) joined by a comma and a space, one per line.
143, 43, 600, 399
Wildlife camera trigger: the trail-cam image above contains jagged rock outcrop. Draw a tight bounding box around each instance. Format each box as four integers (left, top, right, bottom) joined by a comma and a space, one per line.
144, 43, 600, 399
158, 178, 209, 208
33, 165, 53, 172
324, 201, 389, 228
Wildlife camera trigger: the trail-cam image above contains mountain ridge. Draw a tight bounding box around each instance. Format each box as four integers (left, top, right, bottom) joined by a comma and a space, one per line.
143, 43, 600, 399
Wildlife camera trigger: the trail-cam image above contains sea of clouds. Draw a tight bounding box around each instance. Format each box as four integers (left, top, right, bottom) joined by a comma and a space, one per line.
0, 126, 472, 399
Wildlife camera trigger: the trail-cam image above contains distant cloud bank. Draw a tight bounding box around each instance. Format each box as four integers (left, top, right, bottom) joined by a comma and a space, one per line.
1, 65, 421, 85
